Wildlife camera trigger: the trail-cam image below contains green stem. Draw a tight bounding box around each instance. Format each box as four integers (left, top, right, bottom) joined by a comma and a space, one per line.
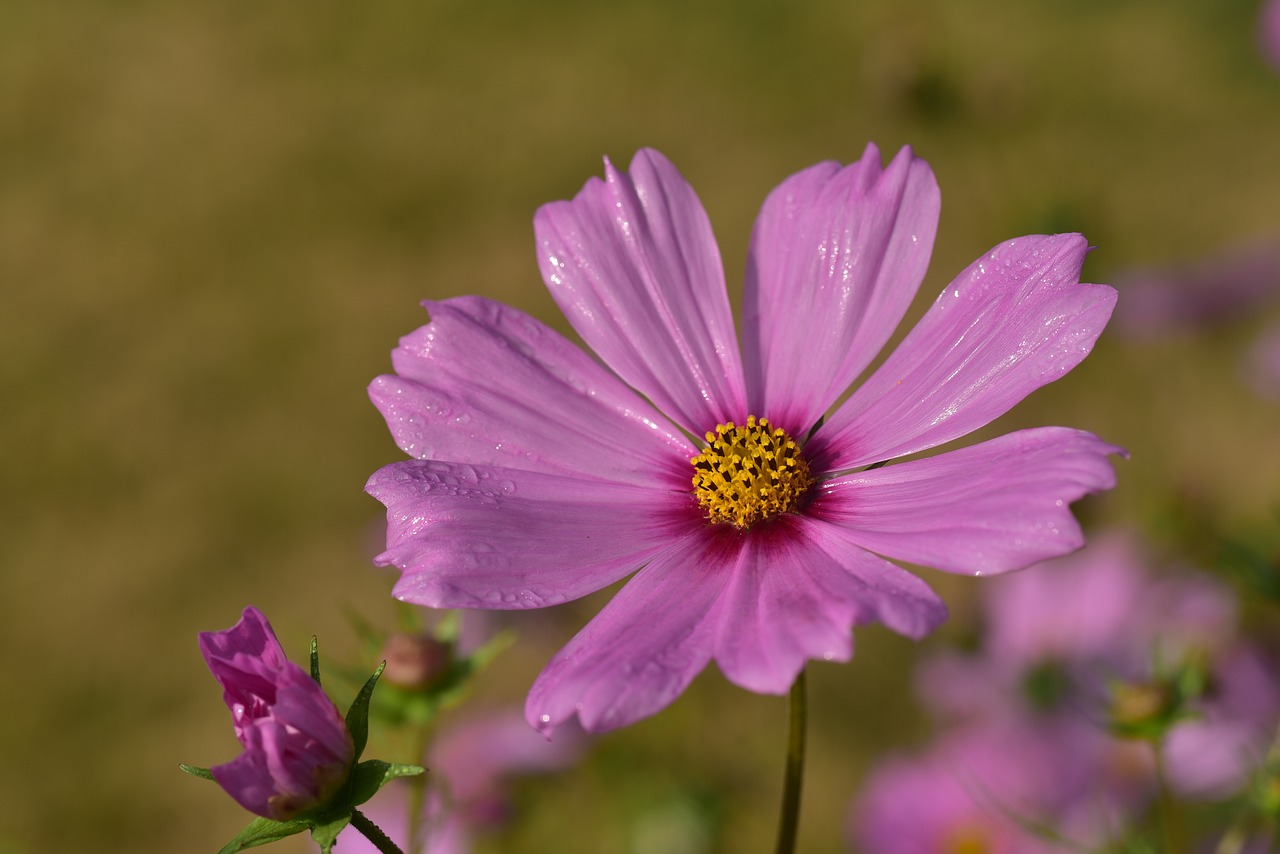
351, 809, 404, 854
405, 722, 432, 854
1153, 741, 1186, 854
774, 668, 808, 854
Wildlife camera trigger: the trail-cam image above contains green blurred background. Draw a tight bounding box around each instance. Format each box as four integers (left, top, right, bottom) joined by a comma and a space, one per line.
3, 1, 1279, 851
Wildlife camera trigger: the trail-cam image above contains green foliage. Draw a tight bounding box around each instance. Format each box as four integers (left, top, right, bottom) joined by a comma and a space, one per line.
214, 816, 312, 854
345, 660, 386, 762
310, 636, 323, 686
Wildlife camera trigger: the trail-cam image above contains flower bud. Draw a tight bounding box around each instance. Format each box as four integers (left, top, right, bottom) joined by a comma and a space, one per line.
199, 607, 355, 820
379, 632, 450, 690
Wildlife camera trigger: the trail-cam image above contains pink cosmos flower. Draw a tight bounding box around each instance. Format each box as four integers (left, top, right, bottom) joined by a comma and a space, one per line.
199, 606, 355, 820
367, 145, 1122, 735
920, 533, 1280, 802
851, 721, 1127, 853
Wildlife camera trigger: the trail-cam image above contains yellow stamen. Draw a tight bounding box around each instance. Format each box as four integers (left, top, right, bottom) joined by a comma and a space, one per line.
690, 415, 814, 528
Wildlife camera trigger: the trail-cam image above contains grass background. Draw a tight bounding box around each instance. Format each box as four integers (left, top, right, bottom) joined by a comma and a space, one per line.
2, 1, 1279, 851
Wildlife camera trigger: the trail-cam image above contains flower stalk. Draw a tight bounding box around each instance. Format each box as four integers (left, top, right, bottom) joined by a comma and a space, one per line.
351, 809, 404, 854
774, 668, 808, 854
1154, 742, 1187, 854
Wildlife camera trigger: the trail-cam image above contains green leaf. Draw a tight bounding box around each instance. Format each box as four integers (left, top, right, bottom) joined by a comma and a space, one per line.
179, 763, 214, 780
214, 816, 310, 854
345, 661, 386, 761
348, 759, 426, 808
310, 636, 322, 686
309, 813, 352, 854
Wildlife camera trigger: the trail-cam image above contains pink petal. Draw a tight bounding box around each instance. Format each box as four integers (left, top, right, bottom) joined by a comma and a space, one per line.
742, 144, 940, 438
711, 516, 947, 693
984, 534, 1151, 665
534, 149, 747, 434
525, 530, 738, 734
812, 427, 1124, 575
815, 235, 1117, 469
366, 460, 701, 609
1164, 719, 1262, 800
370, 296, 694, 486
210, 751, 279, 819
199, 606, 292, 713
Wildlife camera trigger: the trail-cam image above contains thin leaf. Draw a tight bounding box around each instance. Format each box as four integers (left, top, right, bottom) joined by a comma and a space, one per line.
310, 636, 322, 686
345, 661, 386, 761
179, 763, 214, 780
214, 816, 309, 854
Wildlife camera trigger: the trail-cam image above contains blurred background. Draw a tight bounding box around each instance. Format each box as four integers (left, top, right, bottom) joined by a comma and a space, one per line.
2, 1, 1278, 851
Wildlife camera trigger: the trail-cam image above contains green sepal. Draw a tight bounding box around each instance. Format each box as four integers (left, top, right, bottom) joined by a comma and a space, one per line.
310, 636, 322, 686
348, 759, 426, 808
345, 661, 386, 761
179, 763, 214, 780
308, 813, 351, 854
214, 816, 310, 854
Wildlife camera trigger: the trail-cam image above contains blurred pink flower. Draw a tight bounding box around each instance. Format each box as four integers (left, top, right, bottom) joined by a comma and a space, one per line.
851, 721, 1127, 853
199, 606, 354, 820
1111, 240, 1280, 337
919, 533, 1280, 801
367, 145, 1121, 735
1165, 645, 1280, 799
336, 711, 583, 854
1262, 0, 1280, 72
1246, 323, 1280, 400
919, 534, 1235, 721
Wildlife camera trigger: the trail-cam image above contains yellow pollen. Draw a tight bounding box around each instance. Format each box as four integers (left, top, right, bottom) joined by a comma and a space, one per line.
690, 415, 814, 528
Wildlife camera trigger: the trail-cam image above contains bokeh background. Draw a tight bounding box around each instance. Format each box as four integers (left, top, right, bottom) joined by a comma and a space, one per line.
3, 1, 1279, 851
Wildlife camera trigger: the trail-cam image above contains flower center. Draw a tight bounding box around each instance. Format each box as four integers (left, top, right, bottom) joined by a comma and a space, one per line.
943, 824, 993, 854
690, 415, 814, 528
